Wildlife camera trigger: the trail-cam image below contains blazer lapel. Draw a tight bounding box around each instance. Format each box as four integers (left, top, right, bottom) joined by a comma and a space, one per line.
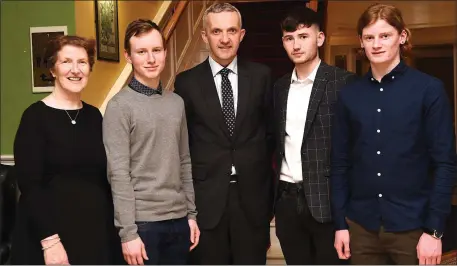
200, 59, 231, 140
302, 62, 330, 140
276, 74, 292, 155
233, 61, 251, 140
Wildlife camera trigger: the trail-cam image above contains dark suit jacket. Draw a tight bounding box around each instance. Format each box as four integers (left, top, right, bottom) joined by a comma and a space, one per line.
273, 62, 357, 223
174, 58, 274, 230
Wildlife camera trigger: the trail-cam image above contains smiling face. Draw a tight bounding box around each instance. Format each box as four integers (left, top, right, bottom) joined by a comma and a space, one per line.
201, 11, 245, 67
282, 23, 324, 66
51, 44, 90, 94
125, 29, 167, 86
360, 19, 407, 66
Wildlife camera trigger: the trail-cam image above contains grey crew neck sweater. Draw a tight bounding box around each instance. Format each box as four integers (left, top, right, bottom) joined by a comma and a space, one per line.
103, 86, 196, 242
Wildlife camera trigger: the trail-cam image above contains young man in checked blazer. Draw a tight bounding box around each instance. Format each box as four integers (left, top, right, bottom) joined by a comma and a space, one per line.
272, 6, 357, 265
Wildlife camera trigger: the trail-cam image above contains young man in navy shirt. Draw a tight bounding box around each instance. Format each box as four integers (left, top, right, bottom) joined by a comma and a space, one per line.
331, 3, 456, 265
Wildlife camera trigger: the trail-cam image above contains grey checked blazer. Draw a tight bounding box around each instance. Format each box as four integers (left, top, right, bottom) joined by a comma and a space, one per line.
272, 62, 357, 223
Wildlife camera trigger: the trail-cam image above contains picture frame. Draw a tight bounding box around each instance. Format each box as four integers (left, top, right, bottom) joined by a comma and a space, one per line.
95, 0, 120, 62
30, 26, 67, 93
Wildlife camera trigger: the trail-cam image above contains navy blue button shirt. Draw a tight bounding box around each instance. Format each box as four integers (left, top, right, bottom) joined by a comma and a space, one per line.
330, 60, 456, 233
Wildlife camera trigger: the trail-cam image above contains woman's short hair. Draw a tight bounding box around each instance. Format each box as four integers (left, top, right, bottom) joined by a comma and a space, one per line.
46, 35, 96, 71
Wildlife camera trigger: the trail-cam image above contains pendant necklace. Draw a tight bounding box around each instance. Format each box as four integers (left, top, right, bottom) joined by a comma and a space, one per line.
64, 109, 80, 125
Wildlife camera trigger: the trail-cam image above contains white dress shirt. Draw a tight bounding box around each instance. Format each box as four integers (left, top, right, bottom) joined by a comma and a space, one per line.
208, 56, 239, 114
280, 60, 321, 183
208, 56, 238, 175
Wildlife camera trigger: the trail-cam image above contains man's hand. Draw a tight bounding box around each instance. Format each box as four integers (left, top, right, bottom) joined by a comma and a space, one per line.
417, 233, 442, 265
189, 219, 200, 251
334, 229, 351, 260
122, 237, 149, 265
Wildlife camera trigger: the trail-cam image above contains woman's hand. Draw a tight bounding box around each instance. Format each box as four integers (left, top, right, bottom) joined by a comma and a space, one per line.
41, 235, 70, 265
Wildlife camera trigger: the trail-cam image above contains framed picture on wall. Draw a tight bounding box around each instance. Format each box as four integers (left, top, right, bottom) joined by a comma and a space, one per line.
95, 0, 120, 62
30, 26, 67, 93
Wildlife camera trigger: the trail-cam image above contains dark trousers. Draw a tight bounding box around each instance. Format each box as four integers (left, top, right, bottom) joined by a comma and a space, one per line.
275, 181, 340, 265
189, 182, 270, 264
136, 217, 190, 265
347, 218, 422, 265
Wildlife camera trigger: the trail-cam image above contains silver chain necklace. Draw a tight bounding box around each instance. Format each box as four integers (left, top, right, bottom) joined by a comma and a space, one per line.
64, 109, 80, 125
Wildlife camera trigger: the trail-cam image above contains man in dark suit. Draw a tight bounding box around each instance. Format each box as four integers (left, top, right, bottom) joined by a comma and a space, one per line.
174, 2, 274, 265
272, 6, 357, 265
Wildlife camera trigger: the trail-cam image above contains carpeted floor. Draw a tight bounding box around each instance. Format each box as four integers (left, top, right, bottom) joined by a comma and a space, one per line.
441, 250, 456, 265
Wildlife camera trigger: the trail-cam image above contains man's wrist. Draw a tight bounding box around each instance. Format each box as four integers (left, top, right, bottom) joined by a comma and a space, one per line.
422, 227, 443, 240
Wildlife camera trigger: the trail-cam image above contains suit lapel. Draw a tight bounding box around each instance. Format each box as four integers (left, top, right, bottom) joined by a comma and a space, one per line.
302, 62, 330, 141
200, 59, 231, 140
233, 61, 251, 140
276, 74, 292, 154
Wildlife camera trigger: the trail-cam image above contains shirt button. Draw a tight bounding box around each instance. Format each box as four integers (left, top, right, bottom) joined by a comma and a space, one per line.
377, 109, 381, 112
380, 88, 384, 92
379, 194, 383, 197
377, 173, 381, 176
392, 76, 395, 79
377, 151, 381, 155
377, 129, 380, 133
371, 78, 374, 81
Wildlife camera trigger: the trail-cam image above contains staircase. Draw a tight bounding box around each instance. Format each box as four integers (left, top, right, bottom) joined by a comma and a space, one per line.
232, 1, 297, 81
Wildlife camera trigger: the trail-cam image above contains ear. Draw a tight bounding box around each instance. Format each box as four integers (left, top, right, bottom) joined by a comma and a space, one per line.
50, 68, 56, 78
201, 30, 209, 44
399, 29, 407, 44
124, 50, 132, 64
317, 31, 325, 47
240, 28, 246, 42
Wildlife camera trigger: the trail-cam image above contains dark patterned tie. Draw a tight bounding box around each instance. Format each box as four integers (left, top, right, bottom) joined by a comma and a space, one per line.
219, 68, 235, 136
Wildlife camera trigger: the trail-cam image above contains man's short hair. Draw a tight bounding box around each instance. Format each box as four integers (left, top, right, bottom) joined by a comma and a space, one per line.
124, 19, 165, 54
202, 2, 243, 29
281, 5, 322, 32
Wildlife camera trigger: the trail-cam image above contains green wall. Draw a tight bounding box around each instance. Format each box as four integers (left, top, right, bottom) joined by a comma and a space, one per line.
1, 1, 75, 154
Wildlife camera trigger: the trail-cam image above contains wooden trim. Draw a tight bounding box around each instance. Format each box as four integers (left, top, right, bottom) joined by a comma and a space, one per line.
306, 0, 318, 11
163, 1, 190, 43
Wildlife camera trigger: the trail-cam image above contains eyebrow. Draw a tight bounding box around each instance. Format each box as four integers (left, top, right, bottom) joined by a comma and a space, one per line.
363, 31, 393, 37
135, 47, 163, 50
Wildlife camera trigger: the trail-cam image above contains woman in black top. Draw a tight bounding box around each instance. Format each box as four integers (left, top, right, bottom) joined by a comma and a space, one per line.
11, 35, 122, 265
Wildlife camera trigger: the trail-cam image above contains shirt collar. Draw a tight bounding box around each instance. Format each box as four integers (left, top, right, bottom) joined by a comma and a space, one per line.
291, 60, 321, 84
366, 60, 408, 83
208, 56, 238, 77
128, 77, 163, 96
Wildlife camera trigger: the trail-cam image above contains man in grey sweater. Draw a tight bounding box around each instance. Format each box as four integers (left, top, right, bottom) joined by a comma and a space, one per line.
103, 19, 199, 265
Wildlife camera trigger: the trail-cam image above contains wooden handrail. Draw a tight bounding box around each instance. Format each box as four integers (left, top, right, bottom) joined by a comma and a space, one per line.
163, 1, 190, 42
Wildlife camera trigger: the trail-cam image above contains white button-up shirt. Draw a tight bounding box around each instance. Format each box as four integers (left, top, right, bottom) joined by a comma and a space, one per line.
208, 56, 239, 115
280, 61, 321, 183
208, 56, 239, 175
